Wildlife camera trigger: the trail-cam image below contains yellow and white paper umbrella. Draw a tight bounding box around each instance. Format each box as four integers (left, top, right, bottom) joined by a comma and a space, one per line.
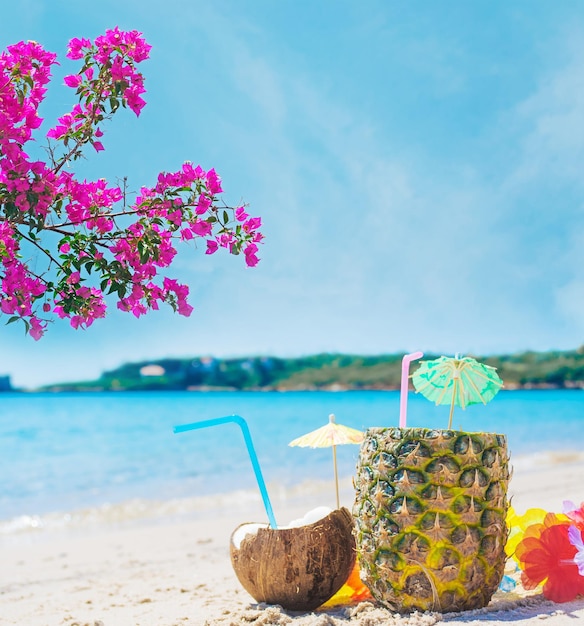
289, 414, 364, 509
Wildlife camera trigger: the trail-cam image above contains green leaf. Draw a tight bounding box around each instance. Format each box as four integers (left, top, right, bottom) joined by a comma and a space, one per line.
6, 316, 20, 325
139, 248, 150, 264
116, 283, 127, 298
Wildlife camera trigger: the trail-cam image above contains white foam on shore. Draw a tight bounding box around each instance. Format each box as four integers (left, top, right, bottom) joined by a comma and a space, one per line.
3, 449, 582, 539
0, 477, 349, 537
510, 450, 584, 471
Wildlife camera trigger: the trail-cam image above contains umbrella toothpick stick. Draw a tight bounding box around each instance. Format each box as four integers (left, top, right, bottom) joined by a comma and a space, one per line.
448, 375, 458, 429
448, 398, 455, 430
289, 413, 364, 510
332, 444, 340, 510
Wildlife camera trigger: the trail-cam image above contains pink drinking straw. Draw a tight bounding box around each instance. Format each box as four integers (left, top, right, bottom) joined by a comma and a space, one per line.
399, 351, 424, 428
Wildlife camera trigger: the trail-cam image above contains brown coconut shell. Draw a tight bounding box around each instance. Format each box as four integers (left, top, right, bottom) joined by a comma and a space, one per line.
230, 507, 356, 612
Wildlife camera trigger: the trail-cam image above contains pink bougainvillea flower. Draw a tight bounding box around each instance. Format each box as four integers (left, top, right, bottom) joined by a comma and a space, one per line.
205, 168, 222, 195
180, 227, 194, 241
243, 216, 262, 233
162, 277, 192, 316
192, 219, 212, 237
167, 209, 182, 227
46, 124, 68, 140
123, 29, 152, 62
235, 206, 249, 222
29, 317, 46, 340
515, 513, 584, 603
124, 84, 146, 116
205, 240, 218, 255
64, 74, 82, 88
195, 194, 212, 215
66, 37, 92, 60
87, 215, 113, 233
244, 242, 260, 267
176, 299, 193, 316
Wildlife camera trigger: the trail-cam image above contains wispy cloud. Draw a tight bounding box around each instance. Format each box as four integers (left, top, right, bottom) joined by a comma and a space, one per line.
144, 4, 584, 357
505, 33, 584, 189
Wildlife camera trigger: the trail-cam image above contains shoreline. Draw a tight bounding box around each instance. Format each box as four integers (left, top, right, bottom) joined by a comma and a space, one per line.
2, 453, 584, 625
7, 384, 584, 393
3, 449, 584, 539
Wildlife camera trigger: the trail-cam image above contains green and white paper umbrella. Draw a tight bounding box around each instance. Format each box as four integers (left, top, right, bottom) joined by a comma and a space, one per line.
412, 355, 503, 429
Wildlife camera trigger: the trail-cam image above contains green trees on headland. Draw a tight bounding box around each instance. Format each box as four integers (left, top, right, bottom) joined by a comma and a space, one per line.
39, 348, 584, 392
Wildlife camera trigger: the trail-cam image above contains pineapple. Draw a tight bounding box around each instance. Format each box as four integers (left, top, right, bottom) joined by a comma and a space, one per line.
353, 427, 510, 613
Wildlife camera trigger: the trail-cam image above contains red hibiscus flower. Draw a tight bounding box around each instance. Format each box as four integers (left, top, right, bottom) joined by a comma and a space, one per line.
515, 513, 584, 603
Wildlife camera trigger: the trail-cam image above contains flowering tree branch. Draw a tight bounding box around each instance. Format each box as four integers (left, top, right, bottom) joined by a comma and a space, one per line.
0, 28, 263, 339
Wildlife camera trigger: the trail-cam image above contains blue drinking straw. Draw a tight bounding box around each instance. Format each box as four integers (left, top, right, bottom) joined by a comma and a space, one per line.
173, 414, 277, 528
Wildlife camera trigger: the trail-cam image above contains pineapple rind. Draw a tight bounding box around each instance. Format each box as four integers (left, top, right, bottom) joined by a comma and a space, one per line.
353, 427, 510, 613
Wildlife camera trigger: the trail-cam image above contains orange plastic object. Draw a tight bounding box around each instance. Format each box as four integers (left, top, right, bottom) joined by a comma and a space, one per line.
322, 561, 373, 607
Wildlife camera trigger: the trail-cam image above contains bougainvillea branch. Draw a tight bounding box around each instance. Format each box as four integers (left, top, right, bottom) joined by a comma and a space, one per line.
0, 28, 263, 340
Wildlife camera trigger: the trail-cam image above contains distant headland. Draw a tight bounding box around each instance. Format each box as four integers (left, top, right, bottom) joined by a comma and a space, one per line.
11, 347, 584, 392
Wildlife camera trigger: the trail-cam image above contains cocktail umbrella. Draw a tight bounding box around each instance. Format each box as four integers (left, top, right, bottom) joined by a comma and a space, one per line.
412, 355, 503, 429
289, 414, 364, 509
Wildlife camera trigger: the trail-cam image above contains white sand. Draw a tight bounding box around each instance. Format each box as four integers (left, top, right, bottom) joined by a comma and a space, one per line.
1, 452, 583, 626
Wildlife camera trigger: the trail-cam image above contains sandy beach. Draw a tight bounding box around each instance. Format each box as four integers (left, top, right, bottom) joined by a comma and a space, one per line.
2, 451, 584, 626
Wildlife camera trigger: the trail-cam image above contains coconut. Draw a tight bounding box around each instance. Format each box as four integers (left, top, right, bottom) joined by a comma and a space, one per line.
230, 507, 356, 611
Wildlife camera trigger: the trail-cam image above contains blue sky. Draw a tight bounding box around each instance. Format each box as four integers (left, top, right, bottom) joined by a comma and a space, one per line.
2, 0, 584, 388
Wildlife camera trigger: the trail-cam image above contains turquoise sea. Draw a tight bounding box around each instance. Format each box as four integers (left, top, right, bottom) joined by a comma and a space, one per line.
1, 390, 583, 534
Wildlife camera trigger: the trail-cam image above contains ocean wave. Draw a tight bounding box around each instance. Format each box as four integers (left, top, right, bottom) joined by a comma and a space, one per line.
510, 449, 584, 470
2, 450, 583, 538
0, 477, 350, 537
